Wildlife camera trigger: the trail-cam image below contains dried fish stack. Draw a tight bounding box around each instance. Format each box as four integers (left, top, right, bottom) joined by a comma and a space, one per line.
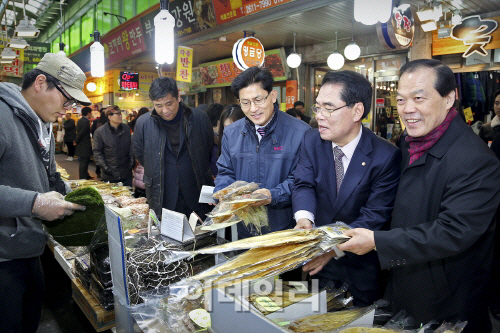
287, 307, 374, 332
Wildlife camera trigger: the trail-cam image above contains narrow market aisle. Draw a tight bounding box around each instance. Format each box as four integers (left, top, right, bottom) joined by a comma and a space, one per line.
56, 152, 97, 180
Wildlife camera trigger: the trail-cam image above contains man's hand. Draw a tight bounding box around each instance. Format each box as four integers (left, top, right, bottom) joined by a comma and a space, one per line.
294, 218, 313, 230
250, 188, 271, 206
303, 251, 336, 276
337, 228, 376, 255
32, 191, 86, 221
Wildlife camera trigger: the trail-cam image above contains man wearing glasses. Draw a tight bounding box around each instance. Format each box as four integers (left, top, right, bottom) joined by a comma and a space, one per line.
215, 66, 310, 239
0, 53, 90, 333
292, 70, 401, 306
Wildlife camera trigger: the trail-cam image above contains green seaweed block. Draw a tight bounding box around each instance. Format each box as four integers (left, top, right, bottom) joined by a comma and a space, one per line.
45, 187, 105, 247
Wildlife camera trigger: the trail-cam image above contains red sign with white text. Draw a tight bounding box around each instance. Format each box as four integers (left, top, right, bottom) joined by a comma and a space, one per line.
213, 0, 294, 25
103, 20, 147, 64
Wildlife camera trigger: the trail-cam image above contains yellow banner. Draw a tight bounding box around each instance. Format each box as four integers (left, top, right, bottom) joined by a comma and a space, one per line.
176, 46, 193, 83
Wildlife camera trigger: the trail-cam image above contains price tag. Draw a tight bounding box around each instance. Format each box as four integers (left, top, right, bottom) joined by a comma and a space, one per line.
463, 107, 474, 123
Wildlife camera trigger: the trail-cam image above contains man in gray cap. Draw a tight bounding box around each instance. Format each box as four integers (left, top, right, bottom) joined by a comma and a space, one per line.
0, 53, 90, 333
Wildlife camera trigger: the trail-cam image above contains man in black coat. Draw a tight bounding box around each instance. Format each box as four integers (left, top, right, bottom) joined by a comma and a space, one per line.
75, 107, 93, 179
63, 112, 76, 160
336, 59, 500, 332
133, 77, 213, 219
93, 109, 133, 186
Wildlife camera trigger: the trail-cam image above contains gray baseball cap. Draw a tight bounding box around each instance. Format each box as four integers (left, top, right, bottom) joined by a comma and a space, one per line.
36, 53, 92, 106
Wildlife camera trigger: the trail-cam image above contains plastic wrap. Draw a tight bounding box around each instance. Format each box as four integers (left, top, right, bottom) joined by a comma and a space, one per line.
212, 181, 259, 201
383, 310, 414, 330
433, 321, 467, 333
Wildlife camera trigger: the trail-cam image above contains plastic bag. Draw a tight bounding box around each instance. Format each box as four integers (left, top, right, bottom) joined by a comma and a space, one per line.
433, 321, 468, 333
212, 181, 259, 201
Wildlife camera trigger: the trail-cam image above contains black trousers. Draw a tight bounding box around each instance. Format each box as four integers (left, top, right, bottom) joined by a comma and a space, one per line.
78, 156, 90, 180
64, 141, 75, 157
0, 257, 44, 333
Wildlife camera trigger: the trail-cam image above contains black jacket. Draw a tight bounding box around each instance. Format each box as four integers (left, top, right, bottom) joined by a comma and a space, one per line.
63, 118, 76, 142
93, 122, 134, 181
133, 103, 214, 217
75, 117, 92, 157
375, 116, 500, 333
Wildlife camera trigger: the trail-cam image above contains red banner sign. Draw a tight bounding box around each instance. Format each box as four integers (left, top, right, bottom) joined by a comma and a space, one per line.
213, 0, 294, 25
102, 20, 147, 64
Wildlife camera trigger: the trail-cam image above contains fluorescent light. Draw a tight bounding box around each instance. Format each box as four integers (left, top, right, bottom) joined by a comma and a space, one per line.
1, 47, 17, 59
90, 31, 105, 77
154, 1, 175, 65
13, 17, 40, 38
0, 59, 12, 64
421, 20, 438, 32
7, 37, 29, 49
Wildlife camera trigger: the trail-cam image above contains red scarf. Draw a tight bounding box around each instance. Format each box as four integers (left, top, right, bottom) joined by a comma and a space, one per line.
405, 108, 458, 165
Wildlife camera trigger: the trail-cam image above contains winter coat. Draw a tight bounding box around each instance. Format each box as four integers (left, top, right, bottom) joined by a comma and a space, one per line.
63, 118, 76, 142
375, 116, 500, 333
0, 83, 67, 260
133, 163, 145, 190
133, 103, 214, 217
75, 117, 92, 157
215, 106, 310, 238
93, 122, 134, 181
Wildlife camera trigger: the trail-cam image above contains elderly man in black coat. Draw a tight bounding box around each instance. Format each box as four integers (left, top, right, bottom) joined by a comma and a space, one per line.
337, 59, 500, 332
75, 106, 93, 179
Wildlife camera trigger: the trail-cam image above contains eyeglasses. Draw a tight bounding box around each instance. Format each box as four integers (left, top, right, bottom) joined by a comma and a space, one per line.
239, 93, 270, 109
311, 104, 348, 117
53, 83, 78, 108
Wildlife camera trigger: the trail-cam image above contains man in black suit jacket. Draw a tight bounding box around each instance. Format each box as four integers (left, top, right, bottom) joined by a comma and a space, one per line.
292, 71, 401, 306
337, 59, 500, 332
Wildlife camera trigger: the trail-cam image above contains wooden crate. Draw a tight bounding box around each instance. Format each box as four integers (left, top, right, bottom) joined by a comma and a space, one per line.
72, 278, 115, 332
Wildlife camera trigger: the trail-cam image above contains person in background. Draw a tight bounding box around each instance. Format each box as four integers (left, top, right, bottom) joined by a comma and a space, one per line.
479, 89, 500, 144
294, 100, 311, 123
286, 108, 302, 119
63, 112, 76, 161
309, 115, 318, 128
215, 66, 310, 239
93, 109, 134, 186
217, 104, 245, 157
91, 109, 107, 178
293, 70, 401, 306
206, 103, 225, 179
137, 107, 150, 118
336, 59, 500, 332
0, 53, 88, 333
132, 108, 150, 197
75, 106, 93, 179
128, 110, 139, 132
133, 77, 213, 219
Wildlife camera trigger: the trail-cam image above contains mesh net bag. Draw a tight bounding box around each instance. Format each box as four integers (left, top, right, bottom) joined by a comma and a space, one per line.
126, 238, 191, 305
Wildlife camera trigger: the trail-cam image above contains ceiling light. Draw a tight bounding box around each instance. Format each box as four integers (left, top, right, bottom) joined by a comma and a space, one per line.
57, 42, 66, 57
86, 82, 97, 92
390, 83, 395, 87
135, 92, 140, 96
358, 64, 366, 68
344, 21, 360, 60
118, 95, 123, 100
1, 47, 17, 59
327, 32, 344, 70
90, 30, 105, 77
155, 0, 175, 65
14, 17, 40, 38
417, 7, 434, 22
286, 32, 301, 68
0, 59, 13, 64
7, 37, 29, 49
421, 20, 438, 32
451, 11, 462, 25
354, 0, 392, 25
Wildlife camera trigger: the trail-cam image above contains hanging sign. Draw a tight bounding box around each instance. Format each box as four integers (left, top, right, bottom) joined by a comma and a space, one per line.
176, 46, 193, 82
232, 37, 265, 70
23, 42, 50, 64
102, 20, 147, 65
451, 15, 498, 58
212, 0, 294, 25
119, 72, 139, 90
376, 4, 414, 50
285, 80, 298, 109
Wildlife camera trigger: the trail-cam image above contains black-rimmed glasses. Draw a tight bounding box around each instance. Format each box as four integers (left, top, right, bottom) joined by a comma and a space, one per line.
239, 93, 270, 109
52, 83, 78, 108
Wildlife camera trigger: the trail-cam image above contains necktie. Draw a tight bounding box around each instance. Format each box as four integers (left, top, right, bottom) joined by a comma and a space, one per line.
333, 146, 345, 193
257, 127, 266, 137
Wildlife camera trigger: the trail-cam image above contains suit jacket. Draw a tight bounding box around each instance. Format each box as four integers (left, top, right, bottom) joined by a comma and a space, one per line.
75, 117, 92, 157
375, 116, 500, 333
292, 126, 401, 292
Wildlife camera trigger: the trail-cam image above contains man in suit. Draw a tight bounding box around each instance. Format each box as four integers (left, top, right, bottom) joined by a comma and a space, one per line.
293, 70, 401, 306
336, 59, 500, 332
75, 107, 93, 179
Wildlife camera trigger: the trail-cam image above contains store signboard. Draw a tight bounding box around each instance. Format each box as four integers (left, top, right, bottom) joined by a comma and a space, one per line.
23, 41, 50, 64
376, 98, 385, 108
176, 46, 193, 82
432, 15, 500, 56
451, 15, 498, 58
285, 80, 298, 109
0, 39, 23, 78
212, 0, 294, 25
200, 48, 286, 88
233, 37, 265, 70
376, 4, 414, 50
102, 20, 147, 65
120, 71, 139, 90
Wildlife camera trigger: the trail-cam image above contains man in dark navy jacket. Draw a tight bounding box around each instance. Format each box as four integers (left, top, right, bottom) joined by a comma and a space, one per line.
292, 70, 401, 306
215, 67, 310, 239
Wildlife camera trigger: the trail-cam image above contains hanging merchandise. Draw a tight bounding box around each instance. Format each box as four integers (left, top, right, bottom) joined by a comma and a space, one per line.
232, 35, 265, 71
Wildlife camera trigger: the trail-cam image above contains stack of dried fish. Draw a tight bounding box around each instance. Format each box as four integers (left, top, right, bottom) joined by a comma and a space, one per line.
182, 225, 350, 293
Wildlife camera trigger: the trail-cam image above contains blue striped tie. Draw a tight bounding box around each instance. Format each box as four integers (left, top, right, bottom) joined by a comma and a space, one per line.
257, 128, 266, 137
